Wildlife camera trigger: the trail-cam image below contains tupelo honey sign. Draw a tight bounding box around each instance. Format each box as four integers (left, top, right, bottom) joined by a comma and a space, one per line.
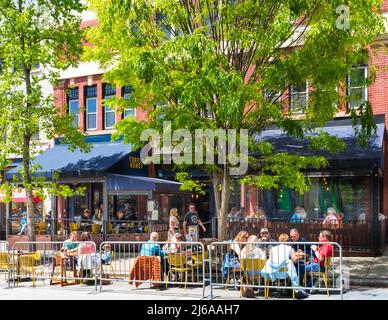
129, 156, 144, 169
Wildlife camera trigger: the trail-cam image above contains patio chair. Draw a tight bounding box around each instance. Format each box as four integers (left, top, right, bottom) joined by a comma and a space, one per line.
240, 258, 266, 297
69, 223, 78, 232
17, 252, 41, 287
165, 253, 190, 289
91, 224, 101, 234
305, 257, 332, 296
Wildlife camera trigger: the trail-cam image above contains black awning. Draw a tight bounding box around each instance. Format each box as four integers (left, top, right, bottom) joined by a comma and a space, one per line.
6, 142, 132, 179
256, 115, 385, 169
106, 174, 183, 193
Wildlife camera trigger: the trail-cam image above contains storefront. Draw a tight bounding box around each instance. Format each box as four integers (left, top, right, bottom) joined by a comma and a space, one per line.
5, 135, 188, 243
236, 114, 386, 255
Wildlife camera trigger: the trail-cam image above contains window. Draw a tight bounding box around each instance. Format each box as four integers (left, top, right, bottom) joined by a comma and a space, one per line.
103, 84, 116, 129
0, 58, 4, 73
261, 176, 369, 220
85, 85, 97, 131
123, 85, 135, 118
347, 65, 367, 109
68, 88, 79, 127
290, 83, 308, 111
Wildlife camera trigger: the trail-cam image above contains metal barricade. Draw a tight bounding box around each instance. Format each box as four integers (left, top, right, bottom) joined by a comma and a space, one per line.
98, 241, 206, 297
209, 241, 343, 300
0, 241, 10, 287
11, 241, 99, 291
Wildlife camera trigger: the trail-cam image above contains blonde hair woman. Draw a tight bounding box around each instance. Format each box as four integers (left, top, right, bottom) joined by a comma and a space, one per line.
168, 208, 180, 240
230, 230, 249, 258
240, 235, 266, 260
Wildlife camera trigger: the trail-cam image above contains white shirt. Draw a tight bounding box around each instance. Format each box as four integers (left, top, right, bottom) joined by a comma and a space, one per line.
269, 244, 294, 266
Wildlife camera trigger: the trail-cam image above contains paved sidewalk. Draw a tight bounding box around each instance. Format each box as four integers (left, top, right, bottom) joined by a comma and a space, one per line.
344, 249, 388, 287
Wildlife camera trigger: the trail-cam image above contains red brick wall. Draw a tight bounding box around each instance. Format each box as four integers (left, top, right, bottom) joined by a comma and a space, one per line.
53, 75, 147, 134
369, 45, 388, 215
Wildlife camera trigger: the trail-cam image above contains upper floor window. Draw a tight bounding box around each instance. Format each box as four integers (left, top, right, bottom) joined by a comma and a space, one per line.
103, 84, 116, 129
290, 83, 308, 111
123, 85, 135, 118
68, 87, 79, 128
85, 85, 97, 131
347, 65, 367, 109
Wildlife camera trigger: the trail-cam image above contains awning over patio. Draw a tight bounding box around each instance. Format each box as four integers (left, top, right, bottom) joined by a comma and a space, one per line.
0, 188, 42, 203
255, 114, 385, 169
106, 174, 183, 193
5, 141, 132, 179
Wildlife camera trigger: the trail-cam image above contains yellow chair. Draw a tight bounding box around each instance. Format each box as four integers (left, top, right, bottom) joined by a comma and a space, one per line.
69, 223, 78, 232
306, 257, 332, 297
165, 254, 190, 289
188, 250, 209, 282
108, 223, 113, 234
263, 266, 296, 300
17, 252, 41, 287
0, 252, 12, 275
240, 258, 266, 297
36, 222, 47, 235
91, 224, 101, 234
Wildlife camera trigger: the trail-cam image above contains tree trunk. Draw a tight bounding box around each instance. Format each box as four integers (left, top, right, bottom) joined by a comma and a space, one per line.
22, 55, 36, 242
214, 165, 230, 240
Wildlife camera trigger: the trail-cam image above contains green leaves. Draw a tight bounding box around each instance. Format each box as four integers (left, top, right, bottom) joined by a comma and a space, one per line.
0, 1, 88, 216
88, 0, 384, 197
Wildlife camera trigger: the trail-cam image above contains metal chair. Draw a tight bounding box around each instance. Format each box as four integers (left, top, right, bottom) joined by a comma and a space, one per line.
165, 254, 190, 289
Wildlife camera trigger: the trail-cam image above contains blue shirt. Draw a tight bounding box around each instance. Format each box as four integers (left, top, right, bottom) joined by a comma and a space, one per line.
140, 240, 165, 258
290, 213, 302, 223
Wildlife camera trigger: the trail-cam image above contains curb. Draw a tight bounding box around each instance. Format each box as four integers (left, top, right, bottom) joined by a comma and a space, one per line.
350, 277, 388, 288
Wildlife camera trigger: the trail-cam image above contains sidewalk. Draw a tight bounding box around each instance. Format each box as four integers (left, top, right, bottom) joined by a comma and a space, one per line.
345, 248, 388, 287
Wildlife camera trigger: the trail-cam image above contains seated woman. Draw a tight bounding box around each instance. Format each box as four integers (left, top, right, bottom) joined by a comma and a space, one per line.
221, 231, 249, 281
163, 233, 185, 254
240, 235, 267, 277
113, 210, 128, 234
77, 232, 100, 284
261, 234, 308, 298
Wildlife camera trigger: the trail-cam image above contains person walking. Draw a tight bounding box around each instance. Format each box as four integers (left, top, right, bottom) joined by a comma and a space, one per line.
182, 203, 206, 242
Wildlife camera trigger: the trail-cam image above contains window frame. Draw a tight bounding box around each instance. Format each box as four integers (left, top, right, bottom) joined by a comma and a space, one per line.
86, 96, 97, 131
290, 82, 309, 112
347, 65, 368, 110
68, 88, 79, 128
104, 94, 116, 129
123, 92, 136, 118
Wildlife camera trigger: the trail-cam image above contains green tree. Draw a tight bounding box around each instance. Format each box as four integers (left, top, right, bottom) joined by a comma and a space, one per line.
0, 0, 90, 241
86, 0, 384, 240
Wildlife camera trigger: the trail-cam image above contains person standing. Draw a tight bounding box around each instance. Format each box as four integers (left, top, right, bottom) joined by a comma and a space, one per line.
182, 203, 206, 242
168, 208, 180, 240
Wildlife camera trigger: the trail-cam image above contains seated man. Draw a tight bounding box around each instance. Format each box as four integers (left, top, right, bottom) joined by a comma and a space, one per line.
289, 228, 310, 277
140, 232, 165, 258
258, 227, 276, 257
61, 231, 79, 270
304, 230, 333, 289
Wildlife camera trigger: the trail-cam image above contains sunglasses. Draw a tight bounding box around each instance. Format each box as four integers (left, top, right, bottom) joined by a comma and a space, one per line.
261, 232, 269, 235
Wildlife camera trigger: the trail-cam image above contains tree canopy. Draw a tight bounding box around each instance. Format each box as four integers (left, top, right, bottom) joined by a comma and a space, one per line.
0, 0, 90, 240
86, 0, 385, 239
